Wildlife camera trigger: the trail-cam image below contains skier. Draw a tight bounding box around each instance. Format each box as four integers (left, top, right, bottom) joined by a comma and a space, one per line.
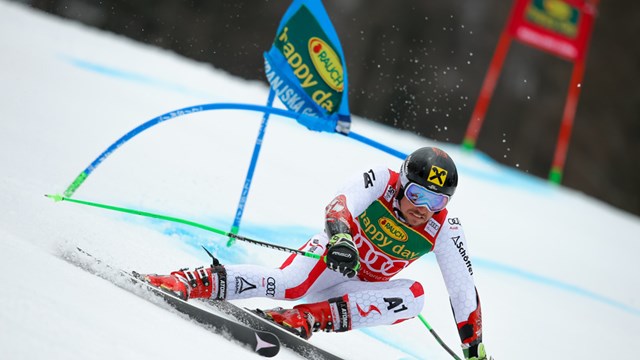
143, 146, 492, 360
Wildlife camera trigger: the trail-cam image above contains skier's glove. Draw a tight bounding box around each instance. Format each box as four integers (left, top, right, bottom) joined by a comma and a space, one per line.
463, 342, 493, 360
325, 233, 360, 278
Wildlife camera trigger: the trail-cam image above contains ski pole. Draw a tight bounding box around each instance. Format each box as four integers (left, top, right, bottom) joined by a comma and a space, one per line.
229, 90, 276, 247
418, 314, 463, 360
44, 194, 324, 260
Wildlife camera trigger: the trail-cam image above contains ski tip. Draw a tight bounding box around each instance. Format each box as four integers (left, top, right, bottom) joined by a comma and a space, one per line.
254, 332, 281, 358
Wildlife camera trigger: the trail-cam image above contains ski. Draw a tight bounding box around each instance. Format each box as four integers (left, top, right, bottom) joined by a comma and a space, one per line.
67, 248, 280, 358
204, 300, 345, 360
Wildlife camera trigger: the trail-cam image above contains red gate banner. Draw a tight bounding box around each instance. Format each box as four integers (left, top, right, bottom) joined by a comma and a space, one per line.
507, 0, 597, 61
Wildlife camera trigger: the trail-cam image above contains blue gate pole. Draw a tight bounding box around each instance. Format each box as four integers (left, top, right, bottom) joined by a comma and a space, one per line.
227, 90, 276, 246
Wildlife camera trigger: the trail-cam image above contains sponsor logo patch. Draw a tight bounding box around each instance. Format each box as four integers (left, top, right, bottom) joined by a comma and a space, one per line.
427, 165, 448, 187
308, 37, 344, 92
425, 218, 441, 237
526, 0, 579, 38
451, 236, 474, 275
378, 217, 408, 242
235, 277, 257, 294
383, 185, 395, 202
264, 277, 277, 297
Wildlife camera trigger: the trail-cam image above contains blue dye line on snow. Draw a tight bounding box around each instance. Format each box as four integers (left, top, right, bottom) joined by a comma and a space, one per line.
60, 55, 214, 100
358, 327, 424, 360
447, 146, 557, 195
153, 217, 313, 264
459, 161, 555, 195
472, 258, 640, 317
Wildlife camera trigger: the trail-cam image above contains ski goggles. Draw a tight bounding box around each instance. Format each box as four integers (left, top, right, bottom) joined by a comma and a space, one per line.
403, 182, 450, 212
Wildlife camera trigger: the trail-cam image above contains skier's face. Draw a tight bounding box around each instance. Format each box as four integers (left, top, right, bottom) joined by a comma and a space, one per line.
399, 195, 434, 227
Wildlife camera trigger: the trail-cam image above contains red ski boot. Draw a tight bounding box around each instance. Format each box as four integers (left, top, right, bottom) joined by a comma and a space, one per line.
259, 296, 351, 339
141, 265, 227, 301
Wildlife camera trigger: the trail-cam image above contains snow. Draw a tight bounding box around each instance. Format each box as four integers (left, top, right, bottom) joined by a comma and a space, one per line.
1, 2, 638, 359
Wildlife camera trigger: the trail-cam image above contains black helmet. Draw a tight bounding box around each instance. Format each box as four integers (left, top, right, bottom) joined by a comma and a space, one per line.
400, 147, 458, 197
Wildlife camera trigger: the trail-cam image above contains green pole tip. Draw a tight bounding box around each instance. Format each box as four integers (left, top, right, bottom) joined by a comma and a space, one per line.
45, 194, 64, 202
548, 168, 563, 184
461, 138, 475, 152
226, 225, 239, 247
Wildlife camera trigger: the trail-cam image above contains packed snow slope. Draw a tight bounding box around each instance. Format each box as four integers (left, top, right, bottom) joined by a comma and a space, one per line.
1, 2, 638, 359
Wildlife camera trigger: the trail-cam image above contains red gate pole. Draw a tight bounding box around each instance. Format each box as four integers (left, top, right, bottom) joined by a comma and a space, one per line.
548, 60, 585, 183
462, 30, 513, 151
548, 0, 599, 183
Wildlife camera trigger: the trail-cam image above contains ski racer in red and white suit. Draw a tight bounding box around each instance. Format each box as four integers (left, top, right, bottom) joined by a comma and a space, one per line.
142, 147, 491, 360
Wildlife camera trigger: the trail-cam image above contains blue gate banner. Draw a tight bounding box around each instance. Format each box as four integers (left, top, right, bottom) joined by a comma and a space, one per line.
264, 0, 351, 133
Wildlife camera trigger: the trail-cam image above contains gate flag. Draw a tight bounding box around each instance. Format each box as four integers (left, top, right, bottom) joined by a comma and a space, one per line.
507, 0, 597, 61
264, 0, 351, 133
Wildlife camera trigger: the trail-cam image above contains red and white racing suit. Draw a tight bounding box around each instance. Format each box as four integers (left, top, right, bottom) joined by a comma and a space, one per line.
224, 167, 482, 346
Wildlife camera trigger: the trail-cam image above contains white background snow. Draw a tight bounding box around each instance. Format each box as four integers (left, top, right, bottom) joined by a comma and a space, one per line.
1, 2, 638, 359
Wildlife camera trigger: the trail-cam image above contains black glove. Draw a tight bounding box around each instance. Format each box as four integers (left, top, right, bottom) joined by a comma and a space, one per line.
325, 233, 360, 278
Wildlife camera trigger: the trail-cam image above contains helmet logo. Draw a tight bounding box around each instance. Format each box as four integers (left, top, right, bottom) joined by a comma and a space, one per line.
427, 165, 448, 187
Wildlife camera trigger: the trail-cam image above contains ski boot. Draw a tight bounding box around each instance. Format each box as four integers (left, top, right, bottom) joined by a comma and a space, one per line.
258, 296, 350, 339
139, 264, 227, 301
